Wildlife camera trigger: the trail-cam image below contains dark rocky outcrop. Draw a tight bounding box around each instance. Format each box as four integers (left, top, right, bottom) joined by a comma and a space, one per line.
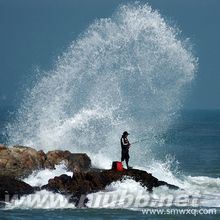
0, 176, 34, 206
0, 145, 91, 178
42, 168, 178, 207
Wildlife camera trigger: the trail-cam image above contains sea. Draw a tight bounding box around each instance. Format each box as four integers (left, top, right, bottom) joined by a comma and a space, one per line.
0, 3, 219, 219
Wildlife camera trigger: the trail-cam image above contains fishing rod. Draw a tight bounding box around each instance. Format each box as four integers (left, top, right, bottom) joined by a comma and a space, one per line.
130, 137, 150, 145
89, 133, 164, 148
130, 133, 165, 145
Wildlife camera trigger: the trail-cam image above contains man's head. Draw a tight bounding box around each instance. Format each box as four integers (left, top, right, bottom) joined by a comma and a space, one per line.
123, 131, 129, 137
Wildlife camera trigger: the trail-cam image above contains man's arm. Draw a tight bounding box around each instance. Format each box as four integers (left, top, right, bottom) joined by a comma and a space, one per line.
122, 138, 131, 147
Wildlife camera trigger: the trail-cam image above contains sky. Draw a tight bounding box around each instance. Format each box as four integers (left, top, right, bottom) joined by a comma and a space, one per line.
0, 0, 219, 109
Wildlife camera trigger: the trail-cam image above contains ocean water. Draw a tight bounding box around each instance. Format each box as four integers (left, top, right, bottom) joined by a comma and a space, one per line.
0, 208, 218, 220
0, 2, 219, 219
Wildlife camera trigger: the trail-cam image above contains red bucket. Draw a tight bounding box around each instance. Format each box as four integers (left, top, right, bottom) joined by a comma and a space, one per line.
112, 161, 124, 171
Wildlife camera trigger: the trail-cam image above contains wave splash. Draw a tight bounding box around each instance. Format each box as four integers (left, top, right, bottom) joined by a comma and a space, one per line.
6, 4, 197, 169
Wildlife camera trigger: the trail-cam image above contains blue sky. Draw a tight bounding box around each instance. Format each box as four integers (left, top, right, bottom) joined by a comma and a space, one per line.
0, 0, 220, 109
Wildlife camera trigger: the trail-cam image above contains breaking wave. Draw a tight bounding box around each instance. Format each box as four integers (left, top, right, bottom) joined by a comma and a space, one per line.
6, 3, 197, 169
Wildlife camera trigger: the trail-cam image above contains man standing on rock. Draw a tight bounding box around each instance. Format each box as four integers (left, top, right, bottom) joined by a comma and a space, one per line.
121, 131, 132, 169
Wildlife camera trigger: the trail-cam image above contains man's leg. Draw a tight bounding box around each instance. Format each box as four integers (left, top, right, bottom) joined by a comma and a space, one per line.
121, 151, 124, 162
125, 157, 129, 169
126, 152, 132, 169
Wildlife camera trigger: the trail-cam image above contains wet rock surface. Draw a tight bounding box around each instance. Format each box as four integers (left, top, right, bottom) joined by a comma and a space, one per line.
0, 145, 91, 178
0, 176, 34, 205
42, 168, 178, 207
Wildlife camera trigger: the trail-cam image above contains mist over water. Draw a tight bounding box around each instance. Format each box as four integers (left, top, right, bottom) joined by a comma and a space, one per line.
6, 3, 197, 168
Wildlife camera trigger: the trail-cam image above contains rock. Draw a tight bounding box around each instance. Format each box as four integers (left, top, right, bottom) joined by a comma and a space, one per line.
0, 176, 34, 203
0, 144, 7, 151
44, 150, 91, 172
0, 146, 47, 178
0, 145, 91, 178
42, 168, 179, 207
